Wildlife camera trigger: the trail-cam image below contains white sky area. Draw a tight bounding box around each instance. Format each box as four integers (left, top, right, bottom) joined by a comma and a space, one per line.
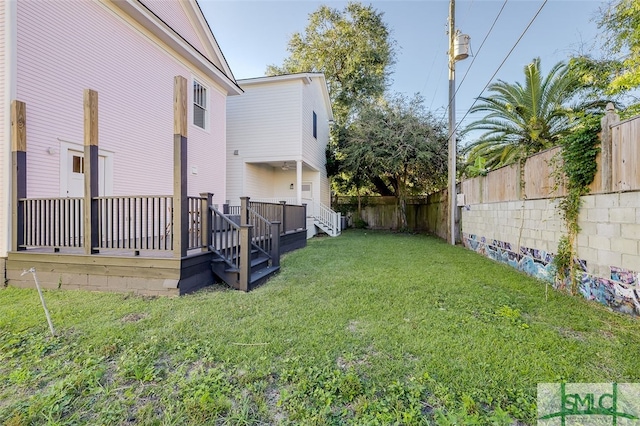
200, 0, 607, 144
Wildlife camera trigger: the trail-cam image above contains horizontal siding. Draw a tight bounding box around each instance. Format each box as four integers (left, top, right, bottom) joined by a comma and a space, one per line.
16, 1, 227, 205
226, 80, 301, 203
141, 0, 209, 61
302, 78, 331, 206
0, 0, 6, 256
244, 163, 276, 202
301, 79, 329, 172
227, 81, 301, 159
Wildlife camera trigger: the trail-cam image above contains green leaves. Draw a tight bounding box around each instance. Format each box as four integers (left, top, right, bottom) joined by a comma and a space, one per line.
267, 2, 396, 125
462, 58, 592, 170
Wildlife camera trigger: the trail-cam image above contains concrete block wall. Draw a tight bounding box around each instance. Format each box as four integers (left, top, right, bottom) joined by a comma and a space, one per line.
461, 191, 640, 316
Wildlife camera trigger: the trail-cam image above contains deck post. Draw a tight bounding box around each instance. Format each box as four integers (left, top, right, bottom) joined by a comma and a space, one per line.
11, 100, 27, 251
271, 221, 281, 268
279, 201, 287, 233
239, 224, 252, 291
240, 196, 249, 226
173, 76, 188, 258
83, 90, 99, 254
200, 192, 213, 252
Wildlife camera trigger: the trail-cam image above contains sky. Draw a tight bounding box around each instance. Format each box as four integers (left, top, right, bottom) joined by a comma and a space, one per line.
199, 0, 608, 144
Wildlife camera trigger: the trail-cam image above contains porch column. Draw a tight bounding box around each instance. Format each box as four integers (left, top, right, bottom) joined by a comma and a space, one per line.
83, 89, 99, 254
173, 76, 188, 258
296, 159, 302, 205
11, 100, 26, 251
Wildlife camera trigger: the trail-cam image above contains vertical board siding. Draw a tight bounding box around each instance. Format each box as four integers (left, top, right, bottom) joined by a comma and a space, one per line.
16, 1, 227, 204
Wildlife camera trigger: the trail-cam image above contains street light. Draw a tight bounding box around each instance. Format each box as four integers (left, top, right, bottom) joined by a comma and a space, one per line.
448, 0, 470, 245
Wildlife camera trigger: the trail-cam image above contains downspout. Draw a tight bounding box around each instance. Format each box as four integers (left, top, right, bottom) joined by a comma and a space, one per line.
3, 0, 18, 259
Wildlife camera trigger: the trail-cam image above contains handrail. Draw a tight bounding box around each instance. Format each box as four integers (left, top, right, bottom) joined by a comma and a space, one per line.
247, 207, 272, 258
313, 202, 341, 236
210, 206, 241, 271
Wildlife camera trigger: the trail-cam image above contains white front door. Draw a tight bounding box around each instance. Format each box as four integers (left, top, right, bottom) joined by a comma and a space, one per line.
302, 181, 313, 203
66, 149, 106, 197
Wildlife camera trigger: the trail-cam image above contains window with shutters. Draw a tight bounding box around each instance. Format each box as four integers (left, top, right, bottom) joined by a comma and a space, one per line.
193, 79, 207, 130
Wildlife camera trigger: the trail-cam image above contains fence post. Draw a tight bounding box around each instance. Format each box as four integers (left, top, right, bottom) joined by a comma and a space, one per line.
271, 221, 281, 268
239, 224, 252, 291
11, 100, 27, 251
200, 192, 212, 252
240, 196, 250, 226
83, 89, 99, 254
600, 102, 619, 193
173, 76, 188, 258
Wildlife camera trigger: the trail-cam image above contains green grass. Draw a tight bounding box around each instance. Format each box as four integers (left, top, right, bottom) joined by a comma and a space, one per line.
1, 229, 639, 425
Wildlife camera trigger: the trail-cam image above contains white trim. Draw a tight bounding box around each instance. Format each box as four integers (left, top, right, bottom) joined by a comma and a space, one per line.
58, 139, 114, 197
2, 0, 17, 257
191, 76, 210, 133
238, 73, 333, 120
110, 0, 242, 96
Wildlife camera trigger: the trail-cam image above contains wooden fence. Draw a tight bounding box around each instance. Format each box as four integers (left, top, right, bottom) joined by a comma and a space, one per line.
335, 111, 640, 237
460, 113, 640, 205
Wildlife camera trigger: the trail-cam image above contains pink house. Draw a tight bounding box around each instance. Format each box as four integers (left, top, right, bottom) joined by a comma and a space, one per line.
0, 0, 279, 294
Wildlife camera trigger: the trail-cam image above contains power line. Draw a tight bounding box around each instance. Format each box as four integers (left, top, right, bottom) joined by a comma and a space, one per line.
454, 0, 549, 135
439, 0, 509, 122
454, 0, 509, 105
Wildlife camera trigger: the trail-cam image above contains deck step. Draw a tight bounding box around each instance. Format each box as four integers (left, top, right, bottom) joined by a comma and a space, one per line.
249, 265, 280, 289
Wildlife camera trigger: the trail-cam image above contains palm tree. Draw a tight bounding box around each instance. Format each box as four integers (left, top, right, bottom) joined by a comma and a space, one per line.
462, 58, 598, 170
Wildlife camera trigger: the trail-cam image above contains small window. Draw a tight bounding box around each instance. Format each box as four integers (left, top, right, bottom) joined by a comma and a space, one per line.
193, 80, 207, 129
313, 111, 317, 139
72, 155, 84, 174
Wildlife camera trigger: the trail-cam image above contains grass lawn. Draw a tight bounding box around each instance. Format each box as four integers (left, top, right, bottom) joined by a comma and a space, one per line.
1, 229, 639, 425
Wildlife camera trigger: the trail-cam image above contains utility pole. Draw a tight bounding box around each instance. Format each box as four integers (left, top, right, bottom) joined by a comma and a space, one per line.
447, 0, 457, 245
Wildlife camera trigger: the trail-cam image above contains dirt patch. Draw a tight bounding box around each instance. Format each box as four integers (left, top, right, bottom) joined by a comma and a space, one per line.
121, 313, 148, 323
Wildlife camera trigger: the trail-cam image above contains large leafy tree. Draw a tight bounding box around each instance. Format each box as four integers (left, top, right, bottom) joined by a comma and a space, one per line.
342, 94, 448, 230
462, 58, 601, 170
267, 2, 396, 125
597, 0, 640, 93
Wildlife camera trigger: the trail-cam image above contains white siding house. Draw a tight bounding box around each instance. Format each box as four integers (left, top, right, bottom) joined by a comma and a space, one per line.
226, 73, 340, 237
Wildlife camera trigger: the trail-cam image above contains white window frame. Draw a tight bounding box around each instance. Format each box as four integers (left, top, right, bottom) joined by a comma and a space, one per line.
192, 78, 209, 131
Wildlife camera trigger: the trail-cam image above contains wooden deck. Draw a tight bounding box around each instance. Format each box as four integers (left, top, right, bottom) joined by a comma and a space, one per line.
6, 248, 214, 296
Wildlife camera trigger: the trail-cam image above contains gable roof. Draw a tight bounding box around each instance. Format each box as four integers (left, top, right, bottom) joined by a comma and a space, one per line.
112, 0, 241, 95
238, 73, 334, 120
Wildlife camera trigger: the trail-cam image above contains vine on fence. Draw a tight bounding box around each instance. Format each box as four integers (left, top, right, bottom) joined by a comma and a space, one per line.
552, 115, 601, 294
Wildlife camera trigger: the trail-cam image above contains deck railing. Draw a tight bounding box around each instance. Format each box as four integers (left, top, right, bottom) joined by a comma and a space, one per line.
20, 194, 205, 252
232, 201, 306, 234
95, 195, 173, 251
21, 197, 84, 248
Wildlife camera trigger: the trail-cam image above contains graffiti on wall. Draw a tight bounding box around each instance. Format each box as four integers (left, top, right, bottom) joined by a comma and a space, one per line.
462, 233, 640, 317
579, 267, 640, 316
